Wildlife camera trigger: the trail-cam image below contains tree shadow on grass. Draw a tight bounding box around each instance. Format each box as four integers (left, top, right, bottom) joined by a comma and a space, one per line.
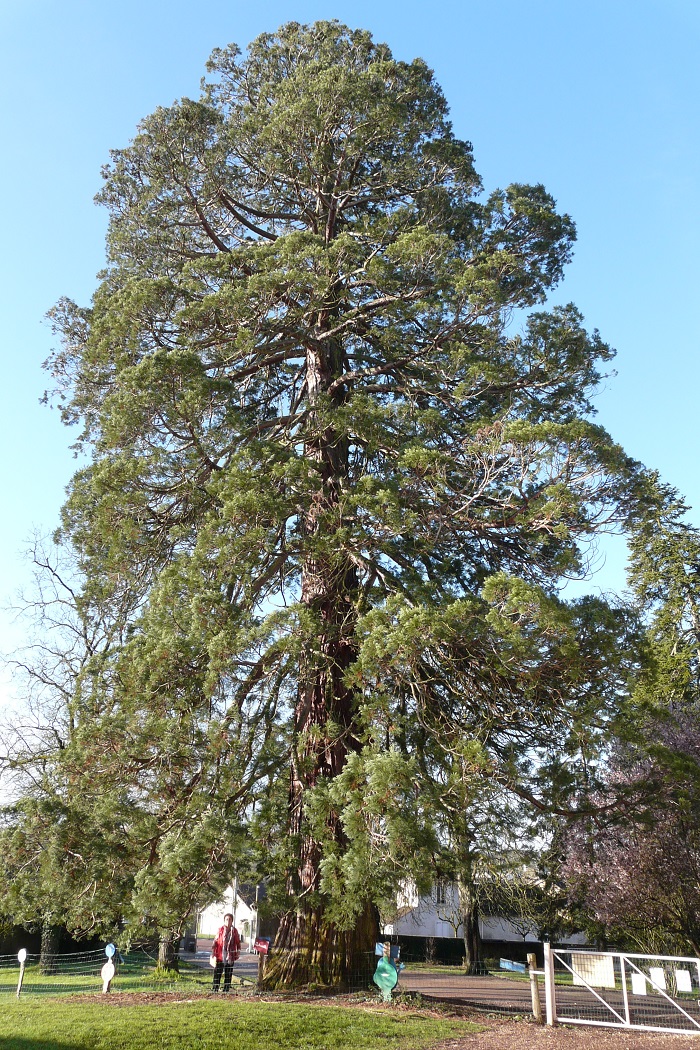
0, 1042, 85, 1050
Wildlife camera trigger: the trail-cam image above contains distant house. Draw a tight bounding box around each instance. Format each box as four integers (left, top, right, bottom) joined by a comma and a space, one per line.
383, 880, 586, 949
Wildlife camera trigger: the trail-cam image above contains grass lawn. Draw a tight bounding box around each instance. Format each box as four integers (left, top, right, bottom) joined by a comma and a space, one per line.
0, 996, 483, 1050
403, 962, 525, 978
402, 963, 465, 974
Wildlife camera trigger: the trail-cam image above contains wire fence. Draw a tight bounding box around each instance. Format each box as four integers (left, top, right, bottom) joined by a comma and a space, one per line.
0, 943, 550, 1007
0, 947, 213, 998
0, 946, 412, 1000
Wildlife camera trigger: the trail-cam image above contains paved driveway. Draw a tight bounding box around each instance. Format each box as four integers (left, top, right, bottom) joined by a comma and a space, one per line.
401, 971, 537, 1012
401, 970, 700, 1034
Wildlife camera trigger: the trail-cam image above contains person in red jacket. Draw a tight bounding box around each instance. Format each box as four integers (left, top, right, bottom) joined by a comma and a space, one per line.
211, 912, 241, 992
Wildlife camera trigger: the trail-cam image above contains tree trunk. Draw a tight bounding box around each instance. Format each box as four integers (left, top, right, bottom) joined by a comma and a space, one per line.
157, 931, 179, 972
265, 859, 380, 989
264, 593, 380, 985
39, 917, 60, 975
458, 879, 485, 975
264, 335, 379, 987
461, 905, 485, 975
263, 901, 378, 989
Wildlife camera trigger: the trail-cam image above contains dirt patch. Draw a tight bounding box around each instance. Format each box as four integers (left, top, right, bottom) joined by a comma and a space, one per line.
56, 992, 215, 1007
431, 1017, 691, 1048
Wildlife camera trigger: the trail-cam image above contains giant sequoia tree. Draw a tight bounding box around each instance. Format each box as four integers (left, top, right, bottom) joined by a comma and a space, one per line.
46, 22, 636, 985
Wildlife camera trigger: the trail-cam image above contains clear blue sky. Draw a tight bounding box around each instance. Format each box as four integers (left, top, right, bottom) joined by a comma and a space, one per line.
1, 0, 698, 703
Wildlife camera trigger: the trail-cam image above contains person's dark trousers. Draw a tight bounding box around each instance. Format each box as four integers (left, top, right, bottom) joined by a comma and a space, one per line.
212, 960, 234, 991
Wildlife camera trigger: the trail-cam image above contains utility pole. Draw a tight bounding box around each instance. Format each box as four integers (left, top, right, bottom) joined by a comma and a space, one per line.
252, 883, 260, 949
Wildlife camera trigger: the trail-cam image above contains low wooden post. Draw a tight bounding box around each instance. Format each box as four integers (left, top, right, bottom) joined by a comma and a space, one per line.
527, 952, 543, 1024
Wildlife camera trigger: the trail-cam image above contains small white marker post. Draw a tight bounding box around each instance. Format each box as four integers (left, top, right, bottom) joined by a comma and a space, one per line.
16, 948, 27, 999
101, 959, 115, 993
101, 942, 117, 993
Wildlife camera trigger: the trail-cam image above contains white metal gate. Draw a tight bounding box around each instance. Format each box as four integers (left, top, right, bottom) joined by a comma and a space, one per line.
544, 944, 700, 1035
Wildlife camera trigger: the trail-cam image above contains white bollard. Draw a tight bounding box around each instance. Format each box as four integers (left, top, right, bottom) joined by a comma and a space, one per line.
543, 942, 557, 1026
101, 959, 115, 993
16, 948, 27, 999
101, 942, 117, 993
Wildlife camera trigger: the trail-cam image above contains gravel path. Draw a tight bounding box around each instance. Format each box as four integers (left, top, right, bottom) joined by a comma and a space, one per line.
431, 1018, 693, 1049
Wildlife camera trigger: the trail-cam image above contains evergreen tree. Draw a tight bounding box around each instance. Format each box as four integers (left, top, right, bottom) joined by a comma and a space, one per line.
627, 474, 700, 708
45, 21, 636, 984
0, 542, 265, 962
0, 540, 135, 943
381, 589, 640, 973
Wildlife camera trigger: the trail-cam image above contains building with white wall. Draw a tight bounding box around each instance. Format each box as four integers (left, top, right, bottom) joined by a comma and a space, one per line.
383, 880, 586, 946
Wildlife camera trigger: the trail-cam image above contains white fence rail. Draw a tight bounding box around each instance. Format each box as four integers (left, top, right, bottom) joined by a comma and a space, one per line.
544, 944, 700, 1036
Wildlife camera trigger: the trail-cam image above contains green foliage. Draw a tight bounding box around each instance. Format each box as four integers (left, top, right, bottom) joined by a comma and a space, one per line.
626, 473, 700, 713
15, 19, 644, 959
